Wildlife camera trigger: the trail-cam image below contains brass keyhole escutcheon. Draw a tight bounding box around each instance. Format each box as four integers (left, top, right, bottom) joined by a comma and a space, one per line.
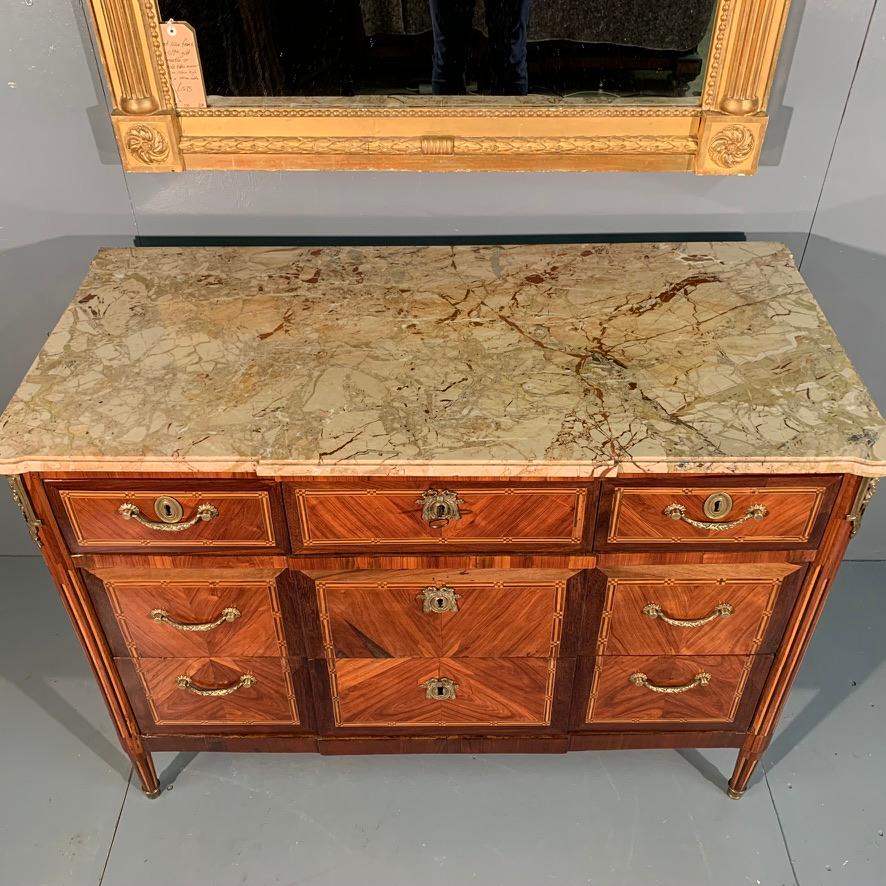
154, 496, 184, 524
419, 586, 460, 614
422, 677, 458, 701
416, 489, 464, 528
703, 492, 733, 520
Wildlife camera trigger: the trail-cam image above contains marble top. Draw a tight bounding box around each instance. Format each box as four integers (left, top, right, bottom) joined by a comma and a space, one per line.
1, 242, 884, 478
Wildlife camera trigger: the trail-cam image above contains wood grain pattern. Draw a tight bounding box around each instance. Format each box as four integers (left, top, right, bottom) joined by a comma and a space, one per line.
15, 465, 867, 800
333, 657, 554, 727
597, 476, 839, 550
585, 654, 765, 726
46, 479, 288, 553
94, 570, 288, 658
317, 571, 567, 659
596, 565, 800, 656
132, 656, 300, 727
287, 484, 587, 551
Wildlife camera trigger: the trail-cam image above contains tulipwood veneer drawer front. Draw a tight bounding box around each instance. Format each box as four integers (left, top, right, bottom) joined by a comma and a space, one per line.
330, 657, 557, 728
285, 483, 589, 551
47, 480, 287, 553
592, 564, 802, 656
583, 654, 770, 728
596, 477, 839, 550
314, 569, 569, 659
91, 569, 289, 659
130, 656, 301, 729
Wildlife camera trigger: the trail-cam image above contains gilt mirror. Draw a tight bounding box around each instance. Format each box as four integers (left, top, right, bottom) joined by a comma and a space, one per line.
87, 0, 790, 173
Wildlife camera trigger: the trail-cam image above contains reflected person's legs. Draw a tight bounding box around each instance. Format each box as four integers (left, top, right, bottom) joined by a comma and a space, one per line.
485, 0, 531, 95
429, 0, 476, 94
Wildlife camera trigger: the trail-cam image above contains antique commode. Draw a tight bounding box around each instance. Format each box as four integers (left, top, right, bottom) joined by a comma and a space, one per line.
1, 242, 883, 800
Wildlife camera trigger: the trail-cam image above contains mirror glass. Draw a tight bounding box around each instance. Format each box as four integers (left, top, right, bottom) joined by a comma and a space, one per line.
158, 1, 717, 104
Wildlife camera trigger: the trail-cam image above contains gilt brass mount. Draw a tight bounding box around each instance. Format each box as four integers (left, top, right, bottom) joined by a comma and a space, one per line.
416, 489, 463, 528
118, 501, 219, 531
154, 495, 184, 523
629, 672, 712, 694
151, 607, 241, 632
846, 477, 879, 537
419, 586, 460, 614
7, 475, 42, 548
642, 602, 733, 628
422, 677, 458, 701
664, 502, 768, 531
703, 491, 734, 520
176, 673, 256, 697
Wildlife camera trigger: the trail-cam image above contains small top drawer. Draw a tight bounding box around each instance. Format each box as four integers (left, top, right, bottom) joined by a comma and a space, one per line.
285, 483, 590, 552
47, 480, 288, 553
596, 477, 840, 550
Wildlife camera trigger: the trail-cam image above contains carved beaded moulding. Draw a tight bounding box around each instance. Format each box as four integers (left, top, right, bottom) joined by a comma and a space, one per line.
84, 0, 792, 173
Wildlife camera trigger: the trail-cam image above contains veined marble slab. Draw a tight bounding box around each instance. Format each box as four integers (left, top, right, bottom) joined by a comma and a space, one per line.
0, 242, 884, 477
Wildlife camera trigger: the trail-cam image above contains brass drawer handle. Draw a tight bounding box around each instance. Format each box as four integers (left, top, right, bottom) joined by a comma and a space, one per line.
150, 607, 241, 632
663, 502, 768, 531
419, 586, 460, 613
629, 671, 711, 694
642, 602, 733, 628
422, 677, 458, 700
176, 674, 256, 697
118, 501, 219, 532
416, 489, 463, 528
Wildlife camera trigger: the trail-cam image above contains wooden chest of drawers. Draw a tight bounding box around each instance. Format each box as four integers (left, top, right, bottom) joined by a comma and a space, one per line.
1, 243, 884, 801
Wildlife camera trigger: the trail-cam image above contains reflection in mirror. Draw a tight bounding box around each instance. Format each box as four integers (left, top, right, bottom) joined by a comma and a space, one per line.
158, 1, 716, 103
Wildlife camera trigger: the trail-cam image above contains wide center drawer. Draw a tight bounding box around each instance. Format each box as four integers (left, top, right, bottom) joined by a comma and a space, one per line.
286, 483, 589, 551
331, 657, 556, 728
313, 569, 571, 659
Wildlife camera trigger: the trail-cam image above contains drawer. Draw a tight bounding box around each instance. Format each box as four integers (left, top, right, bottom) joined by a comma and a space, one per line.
597, 477, 839, 549
130, 656, 300, 728
286, 483, 589, 551
47, 480, 287, 553
92, 569, 288, 658
593, 564, 802, 656
583, 654, 769, 728
314, 569, 569, 659
330, 657, 556, 728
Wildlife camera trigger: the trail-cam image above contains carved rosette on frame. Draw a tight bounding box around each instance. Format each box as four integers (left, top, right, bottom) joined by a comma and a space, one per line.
112, 116, 183, 172
694, 115, 768, 175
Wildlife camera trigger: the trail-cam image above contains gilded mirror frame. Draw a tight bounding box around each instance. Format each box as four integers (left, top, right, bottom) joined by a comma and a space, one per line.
87, 0, 791, 174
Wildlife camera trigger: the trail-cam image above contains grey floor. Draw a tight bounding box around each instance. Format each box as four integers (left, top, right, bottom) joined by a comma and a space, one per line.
1, 559, 884, 886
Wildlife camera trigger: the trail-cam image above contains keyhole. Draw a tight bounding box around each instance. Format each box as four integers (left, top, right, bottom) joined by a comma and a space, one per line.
163, 502, 173, 517
712, 499, 722, 513
434, 503, 446, 519
436, 598, 445, 609
436, 685, 445, 696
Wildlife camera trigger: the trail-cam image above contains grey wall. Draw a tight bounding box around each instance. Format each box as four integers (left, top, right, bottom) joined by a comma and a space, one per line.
1, 0, 883, 556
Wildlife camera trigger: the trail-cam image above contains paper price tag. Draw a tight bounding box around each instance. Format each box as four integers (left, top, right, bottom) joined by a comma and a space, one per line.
161, 20, 207, 109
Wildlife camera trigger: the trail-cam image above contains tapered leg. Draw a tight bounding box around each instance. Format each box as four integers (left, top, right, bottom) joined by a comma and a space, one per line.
728, 746, 762, 799
131, 746, 161, 798
18, 476, 166, 800
723, 476, 864, 799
